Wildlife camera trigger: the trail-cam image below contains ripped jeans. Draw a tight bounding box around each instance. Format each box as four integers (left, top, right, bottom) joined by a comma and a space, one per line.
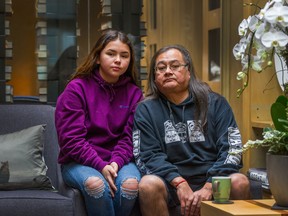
61, 162, 141, 216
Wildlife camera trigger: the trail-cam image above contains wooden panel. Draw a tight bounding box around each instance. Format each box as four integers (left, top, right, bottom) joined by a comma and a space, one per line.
207, 9, 221, 29
143, 0, 203, 79
202, 0, 221, 94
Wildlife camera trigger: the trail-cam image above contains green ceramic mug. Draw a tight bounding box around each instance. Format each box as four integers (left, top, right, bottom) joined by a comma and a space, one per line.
212, 176, 231, 203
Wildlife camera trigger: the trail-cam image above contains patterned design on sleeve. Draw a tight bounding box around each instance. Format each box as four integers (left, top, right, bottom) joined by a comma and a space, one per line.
225, 127, 242, 165
133, 129, 150, 175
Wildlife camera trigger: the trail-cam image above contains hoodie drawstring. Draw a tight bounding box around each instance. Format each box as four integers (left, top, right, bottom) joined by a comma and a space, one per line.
99, 82, 116, 102
167, 101, 186, 126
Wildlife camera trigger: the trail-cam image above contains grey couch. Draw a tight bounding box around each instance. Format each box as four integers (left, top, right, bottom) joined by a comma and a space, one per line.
0, 104, 86, 216
0, 104, 263, 216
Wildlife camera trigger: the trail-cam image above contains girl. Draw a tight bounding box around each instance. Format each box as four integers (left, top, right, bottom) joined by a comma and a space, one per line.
55, 30, 143, 216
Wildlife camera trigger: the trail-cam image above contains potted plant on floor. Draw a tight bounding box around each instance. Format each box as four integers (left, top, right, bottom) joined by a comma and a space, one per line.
232, 0, 288, 209
242, 93, 288, 209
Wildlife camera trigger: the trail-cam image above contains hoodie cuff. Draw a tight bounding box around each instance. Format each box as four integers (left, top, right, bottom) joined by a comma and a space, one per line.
95, 161, 109, 172
207, 176, 212, 183
110, 157, 125, 170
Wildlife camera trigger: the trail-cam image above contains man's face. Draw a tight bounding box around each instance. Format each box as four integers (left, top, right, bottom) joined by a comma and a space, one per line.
154, 49, 190, 96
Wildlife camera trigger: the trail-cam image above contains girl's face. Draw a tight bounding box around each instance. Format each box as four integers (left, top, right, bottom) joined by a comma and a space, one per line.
97, 39, 131, 83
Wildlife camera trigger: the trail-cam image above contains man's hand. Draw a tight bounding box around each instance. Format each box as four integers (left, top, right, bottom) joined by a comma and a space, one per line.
176, 181, 196, 216
176, 180, 213, 216
189, 183, 213, 215
193, 183, 213, 201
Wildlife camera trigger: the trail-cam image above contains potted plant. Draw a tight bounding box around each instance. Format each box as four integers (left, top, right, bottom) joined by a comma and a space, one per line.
232, 0, 288, 209
242, 94, 288, 155
240, 94, 288, 209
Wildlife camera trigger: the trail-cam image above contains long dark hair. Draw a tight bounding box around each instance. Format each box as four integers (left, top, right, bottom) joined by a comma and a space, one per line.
70, 29, 139, 86
146, 44, 212, 131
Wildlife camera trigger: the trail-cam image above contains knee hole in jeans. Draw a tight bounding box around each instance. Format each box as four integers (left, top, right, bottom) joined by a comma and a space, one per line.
120, 178, 139, 200
84, 176, 105, 198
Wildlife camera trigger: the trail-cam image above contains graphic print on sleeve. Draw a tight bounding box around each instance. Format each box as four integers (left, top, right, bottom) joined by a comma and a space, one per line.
225, 127, 242, 165
133, 129, 149, 174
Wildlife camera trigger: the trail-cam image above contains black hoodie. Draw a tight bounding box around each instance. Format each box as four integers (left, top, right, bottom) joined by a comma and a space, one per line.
133, 92, 242, 185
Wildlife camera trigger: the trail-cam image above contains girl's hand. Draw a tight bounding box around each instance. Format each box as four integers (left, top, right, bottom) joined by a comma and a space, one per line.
110, 162, 119, 173
101, 165, 117, 197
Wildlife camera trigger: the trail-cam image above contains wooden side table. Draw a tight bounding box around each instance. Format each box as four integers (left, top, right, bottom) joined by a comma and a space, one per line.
201, 199, 288, 216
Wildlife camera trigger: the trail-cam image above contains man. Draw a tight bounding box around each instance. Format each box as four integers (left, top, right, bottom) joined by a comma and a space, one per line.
133, 45, 250, 216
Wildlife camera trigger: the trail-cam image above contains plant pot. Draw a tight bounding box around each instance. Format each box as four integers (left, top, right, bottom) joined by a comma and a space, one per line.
266, 153, 288, 209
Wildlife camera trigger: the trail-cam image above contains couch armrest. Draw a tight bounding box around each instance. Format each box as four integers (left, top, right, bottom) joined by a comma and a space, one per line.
56, 164, 87, 216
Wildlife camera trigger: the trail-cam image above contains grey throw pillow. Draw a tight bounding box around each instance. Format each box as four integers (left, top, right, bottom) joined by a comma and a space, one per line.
0, 125, 53, 190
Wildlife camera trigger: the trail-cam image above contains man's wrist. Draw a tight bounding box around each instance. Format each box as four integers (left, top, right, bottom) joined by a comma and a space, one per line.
175, 179, 187, 188
203, 182, 212, 191
171, 177, 187, 188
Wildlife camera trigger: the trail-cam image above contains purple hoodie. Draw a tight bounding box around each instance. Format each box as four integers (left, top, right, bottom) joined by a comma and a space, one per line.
55, 69, 143, 171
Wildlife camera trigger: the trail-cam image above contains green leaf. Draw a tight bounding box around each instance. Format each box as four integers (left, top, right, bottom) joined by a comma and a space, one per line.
275, 95, 288, 106
271, 96, 288, 132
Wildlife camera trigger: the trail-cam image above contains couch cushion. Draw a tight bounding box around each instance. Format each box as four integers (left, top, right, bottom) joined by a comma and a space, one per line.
0, 190, 73, 216
0, 104, 59, 189
0, 125, 53, 190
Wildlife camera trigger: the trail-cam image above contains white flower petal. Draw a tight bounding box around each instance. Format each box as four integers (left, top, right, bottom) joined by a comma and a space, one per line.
238, 18, 249, 36
261, 30, 288, 48
252, 57, 263, 71
254, 23, 266, 39
265, 4, 288, 24
248, 16, 259, 32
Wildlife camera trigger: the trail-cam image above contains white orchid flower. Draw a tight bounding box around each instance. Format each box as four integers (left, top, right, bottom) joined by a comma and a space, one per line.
248, 15, 260, 32
251, 55, 264, 71
238, 16, 251, 36
259, 1, 275, 19
254, 22, 266, 39
261, 29, 288, 48
275, 44, 287, 53
256, 48, 268, 62
233, 0, 288, 96
264, 2, 288, 25
233, 44, 244, 60
233, 37, 248, 60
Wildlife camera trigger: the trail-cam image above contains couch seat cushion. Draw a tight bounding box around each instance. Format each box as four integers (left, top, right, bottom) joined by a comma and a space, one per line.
0, 190, 73, 216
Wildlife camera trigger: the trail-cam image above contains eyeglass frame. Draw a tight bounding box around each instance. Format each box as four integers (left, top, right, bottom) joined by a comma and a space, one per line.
154, 61, 188, 74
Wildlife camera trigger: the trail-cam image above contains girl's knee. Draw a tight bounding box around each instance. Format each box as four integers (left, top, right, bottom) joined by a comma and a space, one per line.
121, 178, 139, 199
84, 176, 105, 198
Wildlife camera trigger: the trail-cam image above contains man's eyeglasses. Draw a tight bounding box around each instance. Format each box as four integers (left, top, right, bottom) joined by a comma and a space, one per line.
155, 63, 188, 74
